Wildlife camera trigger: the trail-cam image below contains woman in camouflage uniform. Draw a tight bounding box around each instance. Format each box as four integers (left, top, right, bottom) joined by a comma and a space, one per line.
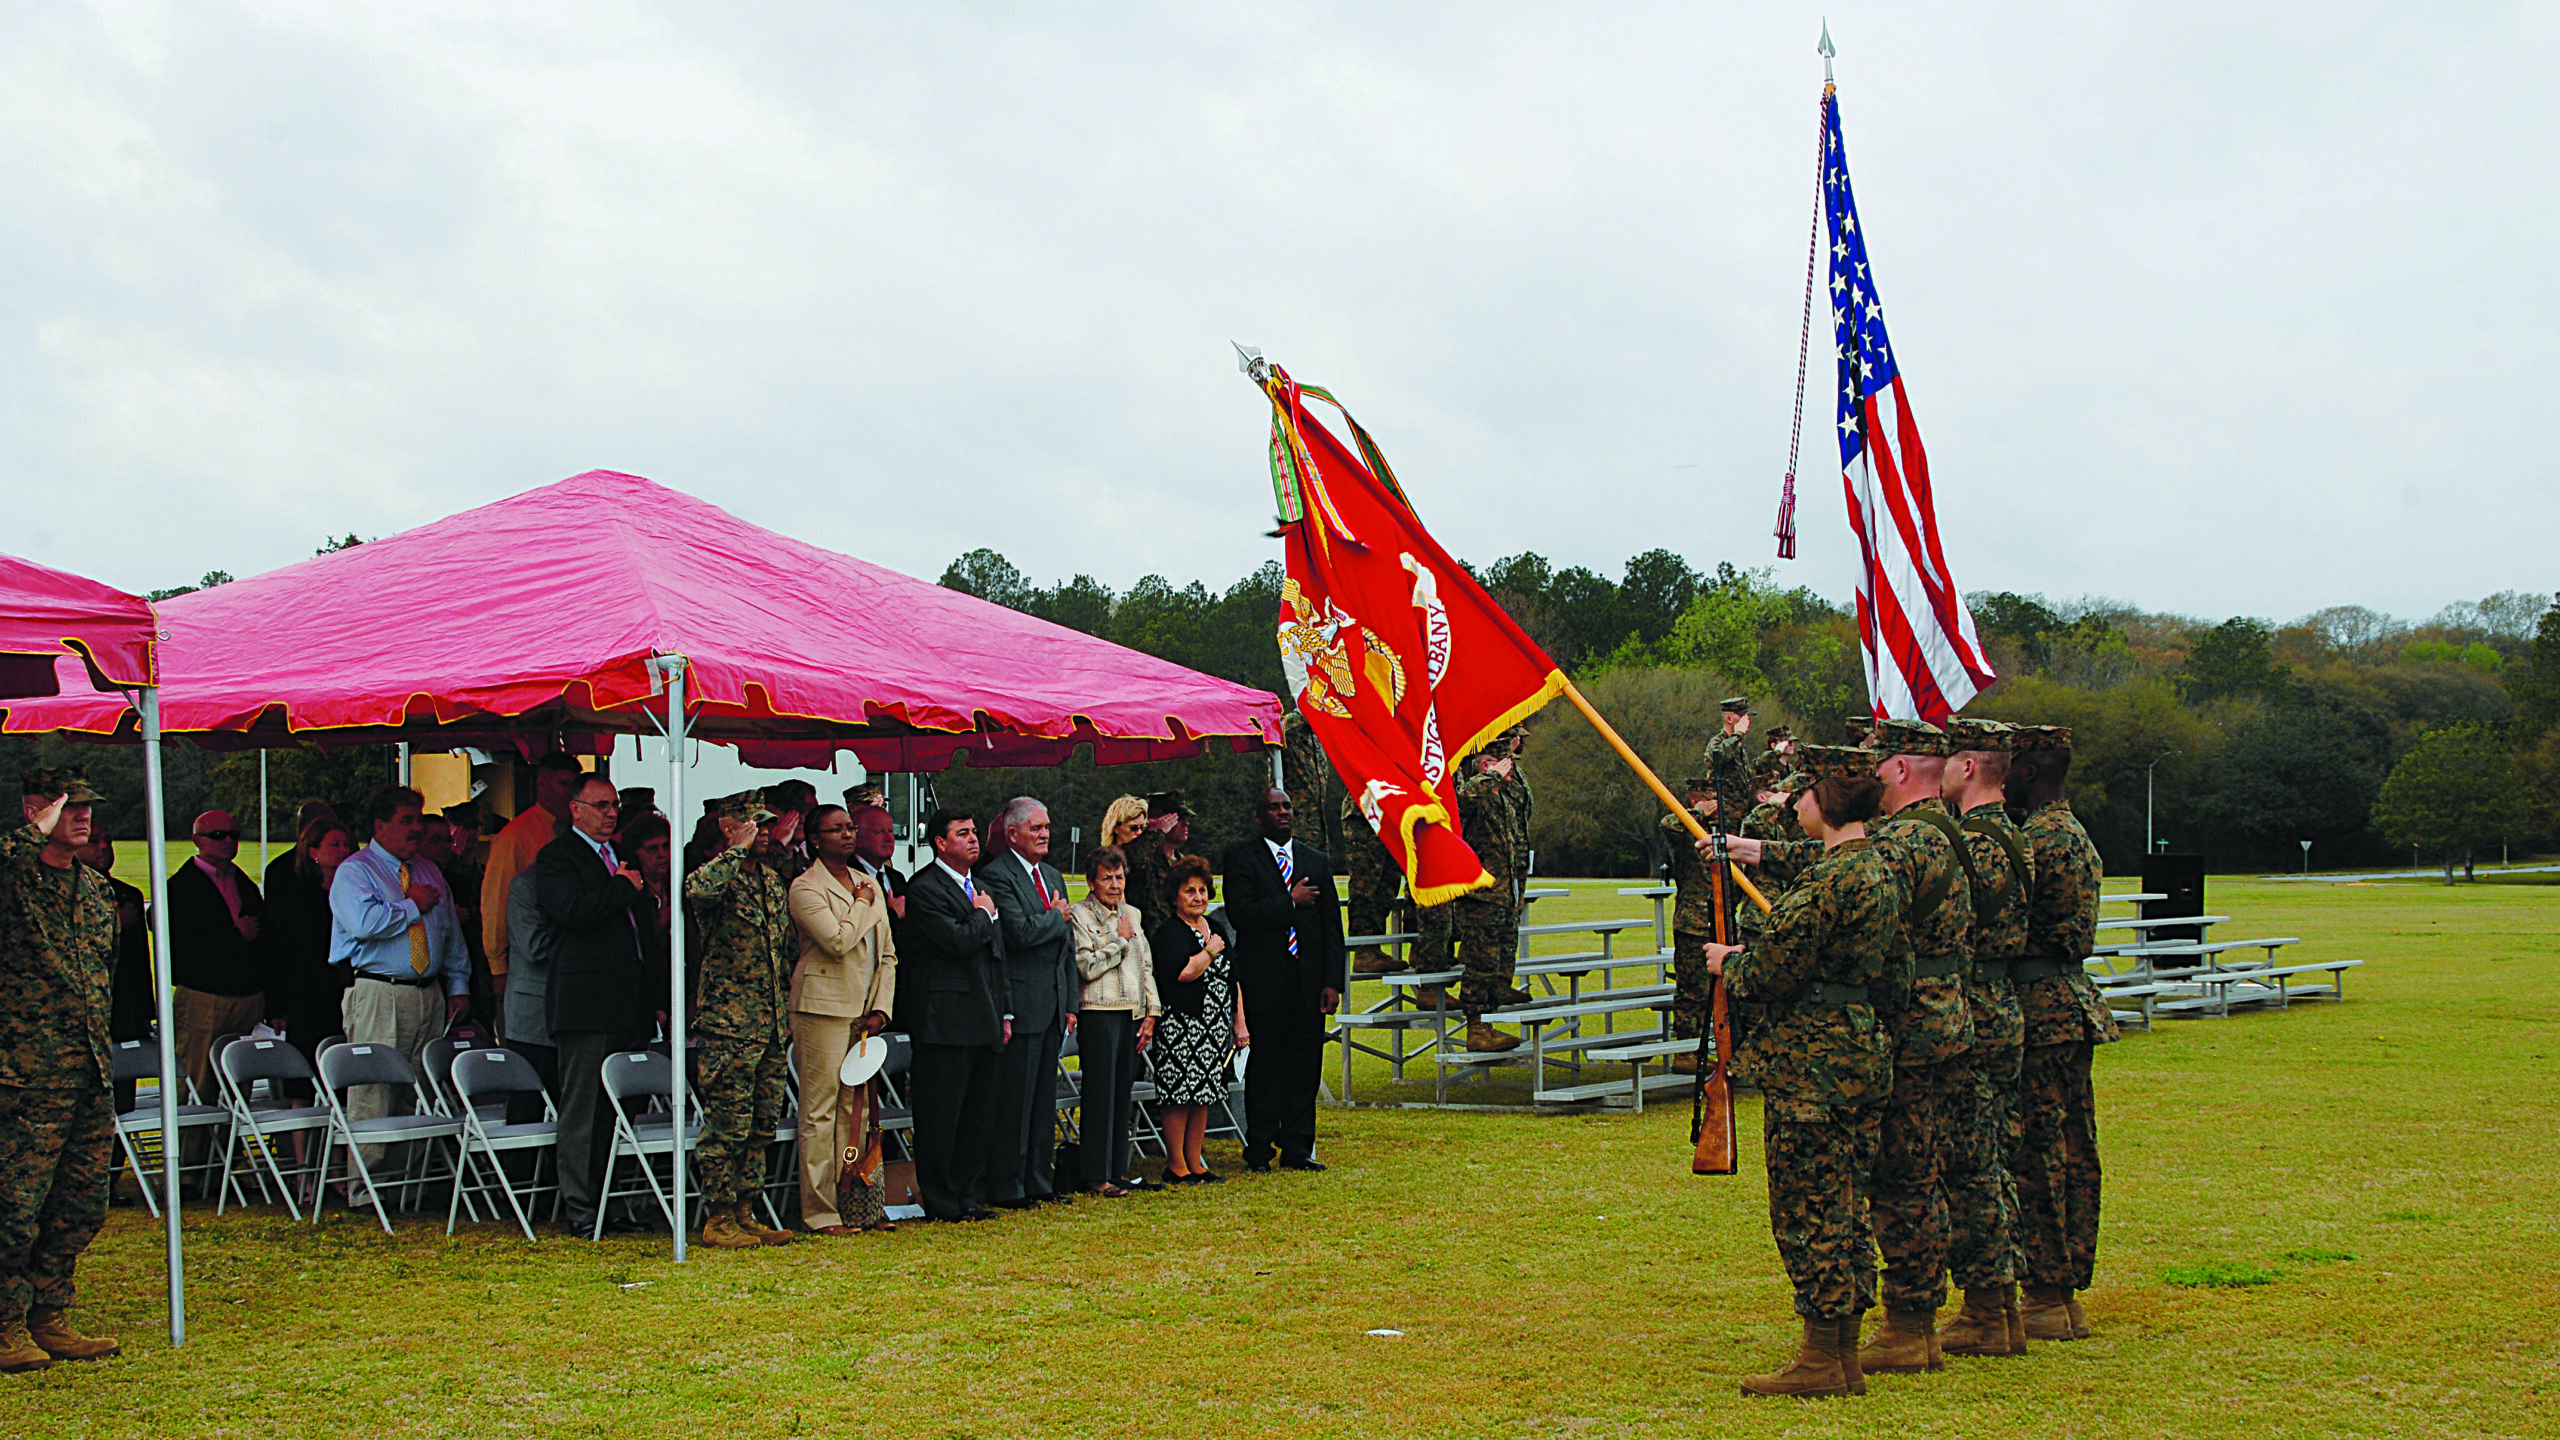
1704, 745, 1900, 1400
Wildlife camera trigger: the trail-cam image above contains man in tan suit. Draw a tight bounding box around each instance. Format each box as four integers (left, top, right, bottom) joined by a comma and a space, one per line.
786, 805, 899, 1234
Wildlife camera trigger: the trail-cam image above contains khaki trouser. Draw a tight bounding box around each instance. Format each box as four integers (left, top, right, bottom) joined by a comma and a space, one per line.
790, 1009, 860, 1230
340, 978, 445, 1173
173, 987, 265, 1103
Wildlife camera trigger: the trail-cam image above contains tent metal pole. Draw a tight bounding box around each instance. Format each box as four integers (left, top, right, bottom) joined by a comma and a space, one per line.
138, 688, 186, 1346
258, 751, 268, 873
655, 656, 690, 1263
397, 741, 412, 786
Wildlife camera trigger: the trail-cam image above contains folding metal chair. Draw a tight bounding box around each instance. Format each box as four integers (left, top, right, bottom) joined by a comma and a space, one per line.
215, 1038, 333, 1217
1127, 1050, 1167, 1158
111, 1039, 232, 1215
1053, 1029, 1084, 1141
594, 1051, 700, 1240
446, 1048, 561, 1241
316, 1043, 465, 1234
421, 1034, 506, 1120
874, 1033, 915, 1163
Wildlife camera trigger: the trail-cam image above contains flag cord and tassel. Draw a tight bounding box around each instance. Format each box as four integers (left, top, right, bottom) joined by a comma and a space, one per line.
1773, 82, 1829, 561
1560, 681, 1769, 913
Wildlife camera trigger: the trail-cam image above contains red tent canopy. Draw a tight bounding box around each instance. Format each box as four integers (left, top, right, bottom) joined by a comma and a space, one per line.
0, 552, 158, 699
2, 470, 1281, 767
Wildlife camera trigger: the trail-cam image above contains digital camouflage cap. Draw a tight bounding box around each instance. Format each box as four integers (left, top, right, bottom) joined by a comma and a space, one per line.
716, 788, 777, 823
19, 765, 98, 804
1779, 743, 1882, 791
2010, 724, 2074, 754
1943, 717, 2019, 753
1869, 716, 1953, 757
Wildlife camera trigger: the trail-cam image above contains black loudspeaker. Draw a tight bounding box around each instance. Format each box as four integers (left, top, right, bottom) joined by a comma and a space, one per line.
2139, 854, 2207, 943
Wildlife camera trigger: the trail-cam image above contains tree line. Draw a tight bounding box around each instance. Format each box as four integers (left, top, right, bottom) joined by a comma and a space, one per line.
10, 532, 2549, 882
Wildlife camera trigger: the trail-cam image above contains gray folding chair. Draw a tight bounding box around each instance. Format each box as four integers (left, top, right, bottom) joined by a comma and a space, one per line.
111, 1039, 231, 1215
316, 1043, 465, 1233
446, 1048, 560, 1241
594, 1051, 700, 1240
875, 1034, 915, 1162
215, 1038, 333, 1217
421, 1035, 505, 1121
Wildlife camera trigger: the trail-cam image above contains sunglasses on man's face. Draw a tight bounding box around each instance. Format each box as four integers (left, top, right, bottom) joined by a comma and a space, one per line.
195, 829, 240, 842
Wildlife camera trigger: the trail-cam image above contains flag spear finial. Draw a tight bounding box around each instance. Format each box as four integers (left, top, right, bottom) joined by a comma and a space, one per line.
1819, 19, 1835, 83
1233, 341, 1269, 384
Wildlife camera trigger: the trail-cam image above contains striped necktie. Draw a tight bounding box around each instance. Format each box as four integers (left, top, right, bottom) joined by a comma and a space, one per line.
398, 861, 430, 974
1275, 845, 1299, 956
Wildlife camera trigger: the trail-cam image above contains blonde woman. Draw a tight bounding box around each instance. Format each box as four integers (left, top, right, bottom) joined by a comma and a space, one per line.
1067, 845, 1162, 1196
1098, 794, 1148, 859
787, 805, 900, 1234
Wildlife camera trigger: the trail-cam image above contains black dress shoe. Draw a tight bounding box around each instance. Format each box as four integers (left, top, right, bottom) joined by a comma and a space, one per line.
1034, 1191, 1072, 1205
1245, 1159, 1273, 1174
992, 1196, 1038, 1210
602, 1212, 656, 1235
960, 1207, 999, 1222
1279, 1157, 1328, 1172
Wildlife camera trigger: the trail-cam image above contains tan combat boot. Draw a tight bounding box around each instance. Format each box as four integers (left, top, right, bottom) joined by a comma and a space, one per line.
1463, 1021, 1523, 1054
1667, 1052, 1701, 1076
0, 1321, 53, 1373
700, 1210, 762, 1250
1836, 1315, 1867, 1395
1350, 947, 1407, 975
2003, 1284, 2027, 1351
2065, 1293, 2091, 1338
1408, 984, 1457, 1012
1938, 1287, 2022, 1357
26, 1307, 118, 1362
735, 1202, 794, 1247
2021, 1284, 2078, 1341
1857, 1307, 1943, 1373
1739, 1316, 1854, 1399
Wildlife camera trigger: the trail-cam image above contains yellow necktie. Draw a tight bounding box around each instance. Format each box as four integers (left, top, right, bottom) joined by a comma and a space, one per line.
400, 862, 430, 974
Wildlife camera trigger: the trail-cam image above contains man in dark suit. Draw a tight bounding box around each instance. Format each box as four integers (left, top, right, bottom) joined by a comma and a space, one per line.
536, 775, 654, 1236
167, 809, 274, 1104
899, 808, 1012, 1222
849, 803, 914, 1035
1219, 789, 1347, 1172
976, 797, 1080, 1208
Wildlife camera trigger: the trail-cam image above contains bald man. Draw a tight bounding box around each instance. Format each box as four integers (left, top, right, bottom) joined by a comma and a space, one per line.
169, 808, 275, 1101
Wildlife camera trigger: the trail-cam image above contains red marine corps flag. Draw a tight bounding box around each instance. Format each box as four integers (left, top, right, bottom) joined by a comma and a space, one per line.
1241, 351, 1566, 905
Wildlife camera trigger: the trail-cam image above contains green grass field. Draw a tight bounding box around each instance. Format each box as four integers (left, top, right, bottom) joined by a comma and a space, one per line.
28, 869, 2557, 1436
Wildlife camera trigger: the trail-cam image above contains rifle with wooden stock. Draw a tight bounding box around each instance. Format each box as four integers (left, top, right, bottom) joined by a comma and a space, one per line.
1691, 823, 1739, 1175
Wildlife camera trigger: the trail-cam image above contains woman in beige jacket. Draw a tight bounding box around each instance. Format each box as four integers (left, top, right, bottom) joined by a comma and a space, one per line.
1067, 845, 1162, 1196
787, 805, 899, 1234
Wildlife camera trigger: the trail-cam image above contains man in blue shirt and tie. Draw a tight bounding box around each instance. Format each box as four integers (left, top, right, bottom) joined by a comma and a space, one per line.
330, 785, 470, 1172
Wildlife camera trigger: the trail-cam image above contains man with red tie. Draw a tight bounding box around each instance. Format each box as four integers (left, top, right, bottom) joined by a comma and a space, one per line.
1218, 790, 1347, 1173
535, 775, 654, 1237
975, 797, 1081, 1209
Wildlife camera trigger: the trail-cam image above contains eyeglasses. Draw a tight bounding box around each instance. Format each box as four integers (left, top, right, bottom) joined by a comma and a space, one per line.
195, 829, 240, 842
573, 798, 621, 813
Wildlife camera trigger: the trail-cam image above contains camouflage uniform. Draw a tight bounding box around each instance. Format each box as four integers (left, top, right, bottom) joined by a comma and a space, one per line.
1282, 711, 1337, 855
0, 816, 116, 1329
1660, 802, 1728, 1042
1451, 753, 1532, 1016
1122, 840, 1192, 940
1948, 798, 2032, 1291
1339, 795, 1403, 948
1727, 797, 1812, 1073
2014, 798, 2115, 1292
1724, 837, 1898, 1322
1703, 727, 1758, 839
1866, 793, 1978, 1316
684, 837, 798, 1211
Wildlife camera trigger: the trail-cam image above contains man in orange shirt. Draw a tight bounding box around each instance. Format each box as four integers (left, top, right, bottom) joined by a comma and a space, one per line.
477, 754, 586, 1005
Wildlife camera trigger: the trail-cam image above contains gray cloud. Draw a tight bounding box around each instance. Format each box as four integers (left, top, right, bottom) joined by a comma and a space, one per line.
3, 2, 2549, 629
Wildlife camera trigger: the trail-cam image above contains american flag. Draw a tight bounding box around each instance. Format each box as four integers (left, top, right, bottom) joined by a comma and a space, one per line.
1823, 87, 1996, 723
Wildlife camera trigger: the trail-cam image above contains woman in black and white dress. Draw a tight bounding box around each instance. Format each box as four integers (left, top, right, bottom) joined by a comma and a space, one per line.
1147, 856, 1243, 1184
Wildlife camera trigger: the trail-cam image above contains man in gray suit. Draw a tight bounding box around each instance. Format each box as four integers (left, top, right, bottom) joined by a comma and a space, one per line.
977, 796, 1081, 1208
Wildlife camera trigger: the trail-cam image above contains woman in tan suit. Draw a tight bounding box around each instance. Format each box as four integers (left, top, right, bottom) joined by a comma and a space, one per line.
788, 805, 899, 1235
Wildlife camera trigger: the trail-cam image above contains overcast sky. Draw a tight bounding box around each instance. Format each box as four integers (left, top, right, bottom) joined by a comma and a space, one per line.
5, 2, 2551, 630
